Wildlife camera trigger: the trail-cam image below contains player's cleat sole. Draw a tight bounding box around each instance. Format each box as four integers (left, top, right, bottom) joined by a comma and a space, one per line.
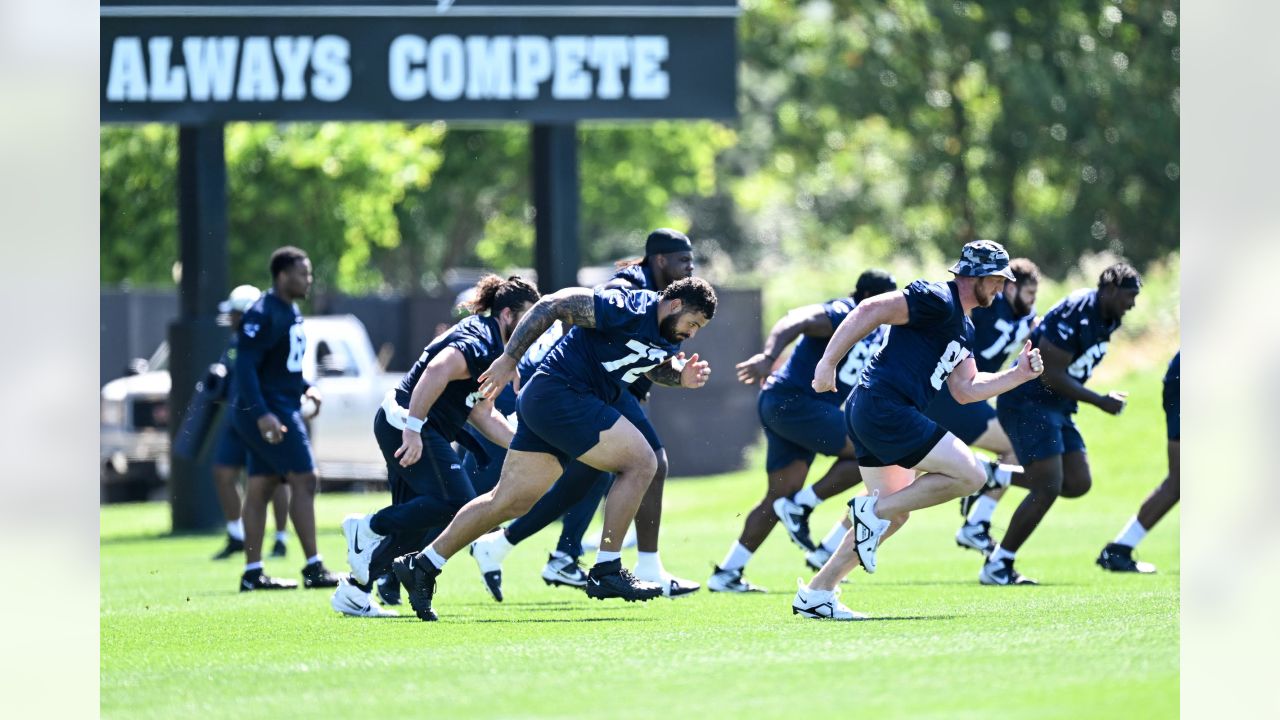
1096, 543, 1157, 573
469, 530, 513, 602
772, 496, 817, 552
330, 578, 398, 618
239, 569, 297, 592
391, 553, 440, 622
212, 535, 245, 561
585, 559, 662, 602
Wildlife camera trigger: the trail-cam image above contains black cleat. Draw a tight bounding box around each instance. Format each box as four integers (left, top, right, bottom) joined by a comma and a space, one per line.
958, 489, 983, 518
239, 568, 298, 592
301, 561, 343, 589
584, 559, 663, 602
1096, 543, 1156, 573
270, 538, 288, 558
391, 553, 441, 621
772, 496, 817, 551
212, 534, 245, 561
375, 573, 402, 606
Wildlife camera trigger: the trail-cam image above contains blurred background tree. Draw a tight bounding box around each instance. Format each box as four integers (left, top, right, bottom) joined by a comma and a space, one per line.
101, 0, 1178, 293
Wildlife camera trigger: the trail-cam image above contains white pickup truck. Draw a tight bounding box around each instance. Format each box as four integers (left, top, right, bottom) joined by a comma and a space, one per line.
100, 315, 401, 500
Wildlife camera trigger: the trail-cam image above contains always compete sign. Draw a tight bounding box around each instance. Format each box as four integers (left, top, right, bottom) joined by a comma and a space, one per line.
100, 1, 738, 123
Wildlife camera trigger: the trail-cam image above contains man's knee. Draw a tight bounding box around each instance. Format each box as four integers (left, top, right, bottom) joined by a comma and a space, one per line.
287, 472, 318, 494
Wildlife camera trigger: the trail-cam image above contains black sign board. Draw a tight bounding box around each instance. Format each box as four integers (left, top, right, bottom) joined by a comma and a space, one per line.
101, 1, 739, 123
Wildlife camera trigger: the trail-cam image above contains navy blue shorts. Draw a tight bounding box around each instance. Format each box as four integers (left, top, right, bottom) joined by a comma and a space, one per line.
996, 399, 1086, 464
374, 409, 476, 505
758, 384, 848, 472
461, 427, 506, 497
512, 372, 651, 465
233, 408, 315, 477
844, 386, 948, 468
211, 419, 248, 468
612, 389, 663, 452
924, 386, 996, 445
1163, 374, 1180, 441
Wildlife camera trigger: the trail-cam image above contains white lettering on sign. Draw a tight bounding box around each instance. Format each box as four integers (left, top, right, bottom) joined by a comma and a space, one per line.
105, 35, 352, 103
387, 34, 671, 102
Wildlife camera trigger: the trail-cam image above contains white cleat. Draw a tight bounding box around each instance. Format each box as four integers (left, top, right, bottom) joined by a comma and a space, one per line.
469, 529, 513, 602
955, 520, 997, 555
342, 513, 385, 585
331, 578, 398, 618
805, 546, 832, 572
792, 579, 867, 620
707, 565, 766, 593
541, 552, 588, 588
634, 567, 701, 598
848, 495, 891, 574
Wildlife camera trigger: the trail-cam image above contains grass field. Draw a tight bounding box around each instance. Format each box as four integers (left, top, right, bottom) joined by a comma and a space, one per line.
101, 366, 1178, 719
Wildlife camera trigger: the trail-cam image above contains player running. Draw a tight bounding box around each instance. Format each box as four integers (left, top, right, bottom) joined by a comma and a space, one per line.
392, 277, 718, 621
791, 240, 1044, 620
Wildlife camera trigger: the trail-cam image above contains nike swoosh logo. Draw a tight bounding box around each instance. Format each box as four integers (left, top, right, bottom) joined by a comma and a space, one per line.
353, 533, 363, 554
589, 577, 601, 586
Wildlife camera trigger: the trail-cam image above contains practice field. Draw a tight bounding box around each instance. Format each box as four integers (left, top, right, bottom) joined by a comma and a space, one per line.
101, 367, 1178, 719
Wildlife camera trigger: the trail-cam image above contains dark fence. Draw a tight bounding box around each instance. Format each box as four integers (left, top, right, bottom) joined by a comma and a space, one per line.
101, 286, 764, 477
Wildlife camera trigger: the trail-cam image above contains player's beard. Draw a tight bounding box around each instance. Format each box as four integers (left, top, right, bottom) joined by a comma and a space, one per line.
660, 313, 687, 343
975, 280, 997, 307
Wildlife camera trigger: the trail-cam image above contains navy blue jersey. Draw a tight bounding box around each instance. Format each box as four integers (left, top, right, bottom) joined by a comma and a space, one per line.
769, 298, 887, 405
516, 321, 566, 386
858, 280, 975, 411
609, 263, 659, 400
234, 290, 309, 418
1004, 289, 1121, 413
970, 293, 1036, 373
535, 288, 678, 403
396, 314, 505, 441
1164, 351, 1180, 387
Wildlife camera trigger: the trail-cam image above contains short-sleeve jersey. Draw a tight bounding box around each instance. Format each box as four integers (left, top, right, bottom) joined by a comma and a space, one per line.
858, 280, 975, 411
535, 287, 679, 403
768, 297, 888, 405
233, 290, 308, 417
1004, 288, 1121, 414
396, 314, 505, 440
970, 293, 1036, 373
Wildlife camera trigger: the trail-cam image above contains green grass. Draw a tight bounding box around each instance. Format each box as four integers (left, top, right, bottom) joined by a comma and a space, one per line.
101, 367, 1178, 719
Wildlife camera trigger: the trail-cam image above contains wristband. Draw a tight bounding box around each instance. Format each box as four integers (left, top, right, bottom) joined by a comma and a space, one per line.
406, 416, 425, 433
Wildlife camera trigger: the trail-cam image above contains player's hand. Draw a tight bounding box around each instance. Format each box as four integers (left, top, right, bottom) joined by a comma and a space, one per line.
477, 354, 519, 399
1015, 340, 1044, 379
678, 352, 711, 389
735, 353, 773, 385
1097, 390, 1129, 416
812, 358, 838, 393
302, 387, 323, 418
257, 413, 286, 444
394, 427, 424, 467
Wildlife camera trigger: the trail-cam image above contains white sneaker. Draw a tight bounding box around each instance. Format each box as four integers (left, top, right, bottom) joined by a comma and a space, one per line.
805, 546, 832, 572
792, 579, 866, 620
955, 520, 996, 555
330, 578, 398, 618
541, 552, 588, 588
707, 565, 766, 593
581, 525, 638, 553
342, 513, 385, 585
848, 495, 891, 574
634, 567, 701, 598
469, 529, 513, 602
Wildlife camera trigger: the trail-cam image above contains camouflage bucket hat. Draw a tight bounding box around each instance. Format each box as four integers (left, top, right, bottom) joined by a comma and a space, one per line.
948, 240, 1016, 281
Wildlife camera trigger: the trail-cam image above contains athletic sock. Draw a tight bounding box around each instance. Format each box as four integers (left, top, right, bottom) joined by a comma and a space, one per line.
595, 550, 622, 565
227, 519, 245, 541
820, 522, 848, 553
244, 561, 263, 572
305, 554, 323, 565
274, 530, 288, 543
794, 486, 820, 509
969, 495, 1000, 524
990, 545, 1016, 563
1114, 516, 1148, 548
421, 547, 447, 570
994, 465, 1013, 487
720, 542, 752, 572
635, 551, 664, 578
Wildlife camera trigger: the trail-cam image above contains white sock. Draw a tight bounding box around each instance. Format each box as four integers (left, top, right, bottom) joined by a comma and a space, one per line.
595, 550, 622, 565
990, 545, 1016, 563
1114, 517, 1148, 548
720, 542, 753, 571
820, 522, 848, 553
306, 554, 322, 565
635, 551, 664, 577
491, 530, 515, 553
274, 530, 288, 542
423, 547, 447, 570
244, 561, 263, 572
227, 520, 245, 541
968, 495, 1000, 524
994, 465, 1013, 487
794, 486, 820, 509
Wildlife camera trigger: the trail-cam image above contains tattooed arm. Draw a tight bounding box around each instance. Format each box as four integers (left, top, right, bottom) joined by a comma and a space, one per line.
645, 353, 711, 389
500, 287, 597, 362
